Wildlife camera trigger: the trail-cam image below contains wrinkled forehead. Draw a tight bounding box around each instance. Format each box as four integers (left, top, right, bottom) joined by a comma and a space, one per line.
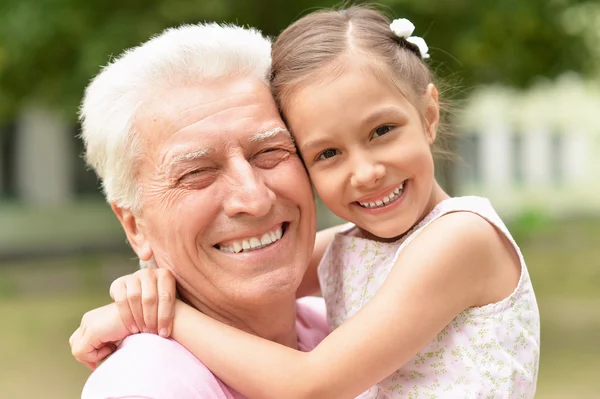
142, 77, 279, 128
138, 77, 283, 142
133, 77, 290, 173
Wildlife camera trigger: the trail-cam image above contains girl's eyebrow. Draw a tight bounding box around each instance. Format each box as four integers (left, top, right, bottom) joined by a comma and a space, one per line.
299, 137, 334, 154
361, 106, 408, 129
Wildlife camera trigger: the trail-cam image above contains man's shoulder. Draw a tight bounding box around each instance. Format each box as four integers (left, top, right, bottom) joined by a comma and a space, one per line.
296, 296, 326, 319
295, 296, 329, 351
82, 334, 233, 399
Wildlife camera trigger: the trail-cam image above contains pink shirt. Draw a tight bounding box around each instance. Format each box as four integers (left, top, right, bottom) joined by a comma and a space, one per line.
82, 297, 329, 399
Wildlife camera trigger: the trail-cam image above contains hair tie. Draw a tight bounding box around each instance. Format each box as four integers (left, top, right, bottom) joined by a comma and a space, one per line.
389, 18, 430, 59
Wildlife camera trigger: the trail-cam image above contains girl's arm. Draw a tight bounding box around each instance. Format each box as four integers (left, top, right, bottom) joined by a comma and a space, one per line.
171, 212, 520, 399
69, 225, 343, 368
296, 223, 347, 297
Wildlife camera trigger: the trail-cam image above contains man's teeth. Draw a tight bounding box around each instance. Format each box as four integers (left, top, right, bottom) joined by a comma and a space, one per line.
358, 183, 404, 209
219, 226, 283, 253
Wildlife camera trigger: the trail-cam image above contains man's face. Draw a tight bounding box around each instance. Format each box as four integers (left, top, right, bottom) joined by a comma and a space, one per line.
129, 76, 316, 308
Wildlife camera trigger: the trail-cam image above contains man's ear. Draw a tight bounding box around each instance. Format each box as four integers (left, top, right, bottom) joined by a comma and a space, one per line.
424, 83, 440, 144
111, 203, 153, 261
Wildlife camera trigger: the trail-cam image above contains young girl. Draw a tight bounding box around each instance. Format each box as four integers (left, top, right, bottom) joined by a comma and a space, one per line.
72, 6, 540, 398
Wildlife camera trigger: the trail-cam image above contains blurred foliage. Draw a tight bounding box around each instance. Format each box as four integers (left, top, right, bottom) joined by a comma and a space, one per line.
0, 0, 597, 123
508, 209, 551, 244
0, 0, 336, 122
380, 0, 596, 87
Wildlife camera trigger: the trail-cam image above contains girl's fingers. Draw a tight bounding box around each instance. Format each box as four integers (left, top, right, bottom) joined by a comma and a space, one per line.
139, 271, 159, 334
156, 269, 177, 337
125, 277, 146, 333
111, 278, 139, 334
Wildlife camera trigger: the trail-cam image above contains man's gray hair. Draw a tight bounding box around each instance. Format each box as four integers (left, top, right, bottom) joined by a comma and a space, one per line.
79, 23, 272, 213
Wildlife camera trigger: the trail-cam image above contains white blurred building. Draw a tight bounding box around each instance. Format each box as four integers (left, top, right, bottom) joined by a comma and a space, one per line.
454, 73, 600, 217
0, 106, 98, 207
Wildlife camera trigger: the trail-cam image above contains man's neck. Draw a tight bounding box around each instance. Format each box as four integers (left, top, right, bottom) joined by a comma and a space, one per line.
180, 289, 299, 349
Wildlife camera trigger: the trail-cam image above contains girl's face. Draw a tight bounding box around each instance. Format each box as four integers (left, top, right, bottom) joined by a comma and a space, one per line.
285, 63, 442, 240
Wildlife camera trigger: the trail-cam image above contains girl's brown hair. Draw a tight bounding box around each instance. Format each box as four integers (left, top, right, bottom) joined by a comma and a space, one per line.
270, 5, 453, 157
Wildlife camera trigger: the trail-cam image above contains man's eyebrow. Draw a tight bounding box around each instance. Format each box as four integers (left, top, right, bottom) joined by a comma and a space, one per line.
249, 127, 293, 143
160, 147, 214, 176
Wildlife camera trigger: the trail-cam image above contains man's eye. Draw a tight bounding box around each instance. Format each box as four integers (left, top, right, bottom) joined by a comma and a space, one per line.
181, 168, 207, 179
372, 125, 394, 138
179, 168, 212, 182
316, 149, 340, 161
255, 148, 290, 169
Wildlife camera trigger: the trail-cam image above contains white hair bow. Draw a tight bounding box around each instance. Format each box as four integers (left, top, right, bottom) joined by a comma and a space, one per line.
389, 18, 430, 59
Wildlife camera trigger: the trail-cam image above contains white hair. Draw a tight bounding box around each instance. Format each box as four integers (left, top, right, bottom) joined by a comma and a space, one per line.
79, 22, 272, 212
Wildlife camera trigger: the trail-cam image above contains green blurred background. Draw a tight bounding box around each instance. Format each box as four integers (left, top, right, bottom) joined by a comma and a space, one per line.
1, 0, 599, 397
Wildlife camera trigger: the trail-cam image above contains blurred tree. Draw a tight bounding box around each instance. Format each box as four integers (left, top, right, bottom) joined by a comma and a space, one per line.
0, 0, 339, 123
380, 0, 595, 87
0, 0, 595, 123
1, 0, 595, 197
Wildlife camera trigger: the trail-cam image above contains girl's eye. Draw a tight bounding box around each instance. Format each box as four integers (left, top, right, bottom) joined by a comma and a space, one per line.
316, 148, 340, 161
372, 125, 394, 138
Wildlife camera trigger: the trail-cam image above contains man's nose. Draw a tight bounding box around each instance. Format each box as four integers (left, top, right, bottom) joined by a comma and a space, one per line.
223, 158, 276, 218
349, 155, 386, 189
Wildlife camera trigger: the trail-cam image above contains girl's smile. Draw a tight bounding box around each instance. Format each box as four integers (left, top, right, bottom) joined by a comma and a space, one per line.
287, 61, 444, 240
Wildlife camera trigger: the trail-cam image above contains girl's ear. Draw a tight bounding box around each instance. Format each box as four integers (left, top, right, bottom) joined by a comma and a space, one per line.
424, 83, 440, 144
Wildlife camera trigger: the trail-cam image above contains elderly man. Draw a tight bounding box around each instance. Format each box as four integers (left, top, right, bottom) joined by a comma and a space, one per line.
76, 22, 329, 398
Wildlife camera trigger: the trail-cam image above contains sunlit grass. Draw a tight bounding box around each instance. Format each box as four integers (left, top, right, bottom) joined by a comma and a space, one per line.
0, 293, 107, 399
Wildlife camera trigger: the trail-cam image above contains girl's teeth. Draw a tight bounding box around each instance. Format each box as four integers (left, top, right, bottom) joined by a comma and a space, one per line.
359, 183, 404, 209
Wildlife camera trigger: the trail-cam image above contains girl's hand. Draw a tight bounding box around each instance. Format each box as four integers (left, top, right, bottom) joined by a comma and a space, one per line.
109, 268, 177, 338
69, 303, 129, 370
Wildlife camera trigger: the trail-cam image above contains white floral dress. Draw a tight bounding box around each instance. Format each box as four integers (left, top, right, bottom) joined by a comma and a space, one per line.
318, 196, 540, 398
